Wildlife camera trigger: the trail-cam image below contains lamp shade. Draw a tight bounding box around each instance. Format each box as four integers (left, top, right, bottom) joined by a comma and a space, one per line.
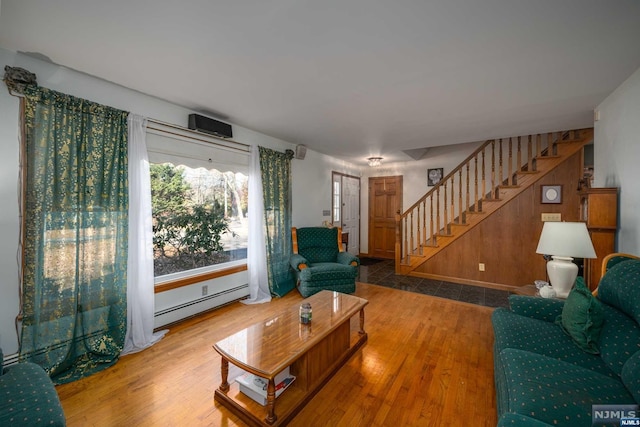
535, 222, 596, 259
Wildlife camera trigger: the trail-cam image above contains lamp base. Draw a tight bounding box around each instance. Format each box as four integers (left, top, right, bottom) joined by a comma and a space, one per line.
547, 256, 578, 299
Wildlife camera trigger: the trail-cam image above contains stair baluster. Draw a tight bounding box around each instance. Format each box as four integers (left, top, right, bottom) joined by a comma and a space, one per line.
463, 166, 469, 221
490, 140, 496, 199
508, 138, 513, 186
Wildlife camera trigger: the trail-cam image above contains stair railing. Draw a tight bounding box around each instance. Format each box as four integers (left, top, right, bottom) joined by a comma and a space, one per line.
395, 129, 584, 269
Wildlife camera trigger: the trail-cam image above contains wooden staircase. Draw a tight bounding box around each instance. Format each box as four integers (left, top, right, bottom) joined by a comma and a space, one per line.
395, 128, 594, 275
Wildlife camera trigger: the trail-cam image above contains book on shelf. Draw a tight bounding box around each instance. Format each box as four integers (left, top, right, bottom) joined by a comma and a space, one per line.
235, 369, 296, 406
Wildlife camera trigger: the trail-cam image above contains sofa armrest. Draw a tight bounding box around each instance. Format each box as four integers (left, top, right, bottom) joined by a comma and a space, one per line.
508, 295, 564, 323
337, 251, 359, 267
290, 254, 309, 271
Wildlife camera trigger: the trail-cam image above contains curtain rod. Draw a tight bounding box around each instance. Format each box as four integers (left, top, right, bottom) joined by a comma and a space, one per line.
3, 80, 251, 153
147, 118, 251, 152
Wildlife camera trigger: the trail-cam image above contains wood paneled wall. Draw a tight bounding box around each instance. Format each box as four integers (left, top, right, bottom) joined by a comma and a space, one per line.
414, 151, 583, 288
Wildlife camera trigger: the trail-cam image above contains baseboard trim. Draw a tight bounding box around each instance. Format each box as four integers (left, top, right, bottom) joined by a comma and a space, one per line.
407, 272, 515, 292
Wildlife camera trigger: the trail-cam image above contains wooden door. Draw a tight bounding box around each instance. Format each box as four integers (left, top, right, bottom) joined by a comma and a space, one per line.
368, 176, 402, 259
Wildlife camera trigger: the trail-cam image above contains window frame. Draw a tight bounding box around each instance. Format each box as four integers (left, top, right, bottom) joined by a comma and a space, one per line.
146, 120, 250, 291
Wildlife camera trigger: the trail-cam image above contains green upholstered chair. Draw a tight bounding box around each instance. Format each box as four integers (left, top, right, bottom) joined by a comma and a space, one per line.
0, 348, 66, 426
290, 227, 359, 297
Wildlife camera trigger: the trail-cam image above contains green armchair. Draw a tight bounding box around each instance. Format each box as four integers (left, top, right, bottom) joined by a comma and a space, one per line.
290, 227, 359, 297
0, 348, 66, 426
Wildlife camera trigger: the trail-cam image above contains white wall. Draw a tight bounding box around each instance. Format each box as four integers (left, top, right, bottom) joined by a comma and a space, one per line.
0, 51, 21, 354
0, 48, 359, 354
594, 65, 640, 255
291, 149, 361, 228
359, 141, 483, 253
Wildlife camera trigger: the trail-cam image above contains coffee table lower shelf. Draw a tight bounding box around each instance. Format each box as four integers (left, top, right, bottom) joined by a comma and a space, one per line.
215, 331, 366, 426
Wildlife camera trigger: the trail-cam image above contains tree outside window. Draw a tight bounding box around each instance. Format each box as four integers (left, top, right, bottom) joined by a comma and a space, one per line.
150, 163, 248, 277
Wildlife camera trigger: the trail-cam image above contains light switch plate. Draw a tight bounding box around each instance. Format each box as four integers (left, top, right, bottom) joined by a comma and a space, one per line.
541, 213, 561, 222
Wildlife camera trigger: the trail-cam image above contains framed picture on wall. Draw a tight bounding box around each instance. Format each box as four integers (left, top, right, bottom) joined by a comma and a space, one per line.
541, 185, 562, 204
427, 168, 444, 186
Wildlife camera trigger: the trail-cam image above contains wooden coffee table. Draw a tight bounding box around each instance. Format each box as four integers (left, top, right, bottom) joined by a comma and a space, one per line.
213, 290, 368, 426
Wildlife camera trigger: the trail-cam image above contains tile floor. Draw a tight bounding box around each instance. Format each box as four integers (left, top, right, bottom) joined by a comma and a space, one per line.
358, 258, 510, 309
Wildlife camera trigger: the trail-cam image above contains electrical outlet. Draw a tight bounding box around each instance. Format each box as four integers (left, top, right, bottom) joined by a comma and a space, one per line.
202, 285, 208, 296
479, 263, 485, 272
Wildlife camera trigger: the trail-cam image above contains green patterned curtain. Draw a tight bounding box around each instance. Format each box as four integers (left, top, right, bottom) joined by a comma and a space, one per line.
259, 147, 295, 296
20, 86, 129, 384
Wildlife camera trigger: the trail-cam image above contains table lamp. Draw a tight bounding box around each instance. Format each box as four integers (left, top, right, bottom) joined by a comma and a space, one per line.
535, 221, 596, 298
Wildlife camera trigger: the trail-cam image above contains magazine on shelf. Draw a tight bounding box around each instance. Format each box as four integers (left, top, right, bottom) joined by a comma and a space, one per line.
235, 369, 296, 406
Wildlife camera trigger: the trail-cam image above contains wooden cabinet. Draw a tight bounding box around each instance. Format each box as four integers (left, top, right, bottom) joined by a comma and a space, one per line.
579, 188, 618, 290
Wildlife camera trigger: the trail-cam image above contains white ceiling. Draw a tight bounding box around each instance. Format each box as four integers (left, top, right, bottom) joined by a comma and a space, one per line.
1, 1, 640, 166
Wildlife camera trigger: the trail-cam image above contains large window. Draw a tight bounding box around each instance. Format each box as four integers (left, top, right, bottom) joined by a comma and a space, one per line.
150, 163, 248, 277
146, 122, 249, 283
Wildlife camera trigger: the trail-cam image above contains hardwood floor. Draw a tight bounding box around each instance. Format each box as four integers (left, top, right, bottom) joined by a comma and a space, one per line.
56, 283, 497, 426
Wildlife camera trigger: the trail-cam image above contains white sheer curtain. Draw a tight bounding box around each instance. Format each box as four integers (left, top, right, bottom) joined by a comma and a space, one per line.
242, 144, 272, 304
122, 113, 168, 355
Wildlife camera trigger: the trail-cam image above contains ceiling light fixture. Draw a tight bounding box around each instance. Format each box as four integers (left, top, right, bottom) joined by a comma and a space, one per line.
367, 157, 383, 167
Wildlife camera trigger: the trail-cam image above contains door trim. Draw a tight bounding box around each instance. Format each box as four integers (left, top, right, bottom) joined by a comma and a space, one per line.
331, 171, 361, 254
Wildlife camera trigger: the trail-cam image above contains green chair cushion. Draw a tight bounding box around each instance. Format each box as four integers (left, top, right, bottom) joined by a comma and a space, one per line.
496, 348, 636, 427
0, 362, 66, 426
492, 308, 614, 378
298, 262, 357, 281
497, 412, 555, 427
622, 350, 640, 403
555, 277, 604, 354
508, 295, 565, 323
296, 227, 339, 263
597, 303, 640, 376
598, 259, 640, 324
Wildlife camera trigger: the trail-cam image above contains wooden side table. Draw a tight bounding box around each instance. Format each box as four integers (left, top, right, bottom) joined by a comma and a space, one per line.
341, 232, 349, 252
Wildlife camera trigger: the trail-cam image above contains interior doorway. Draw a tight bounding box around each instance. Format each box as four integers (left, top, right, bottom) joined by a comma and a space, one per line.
368, 175, 403, 259
332, 172, 360, 256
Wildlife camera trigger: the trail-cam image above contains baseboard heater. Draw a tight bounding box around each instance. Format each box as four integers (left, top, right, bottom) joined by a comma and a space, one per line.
154, 284, 248, 328
2, 352, 19, 368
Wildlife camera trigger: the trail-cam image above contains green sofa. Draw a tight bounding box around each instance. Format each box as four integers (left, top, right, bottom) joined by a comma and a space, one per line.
492, 259, 640, 426
0, 349, 66, 426
290, 227, 359, 298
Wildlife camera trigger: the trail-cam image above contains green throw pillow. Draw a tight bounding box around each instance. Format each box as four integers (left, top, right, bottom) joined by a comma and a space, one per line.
555, 277, 605, 354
